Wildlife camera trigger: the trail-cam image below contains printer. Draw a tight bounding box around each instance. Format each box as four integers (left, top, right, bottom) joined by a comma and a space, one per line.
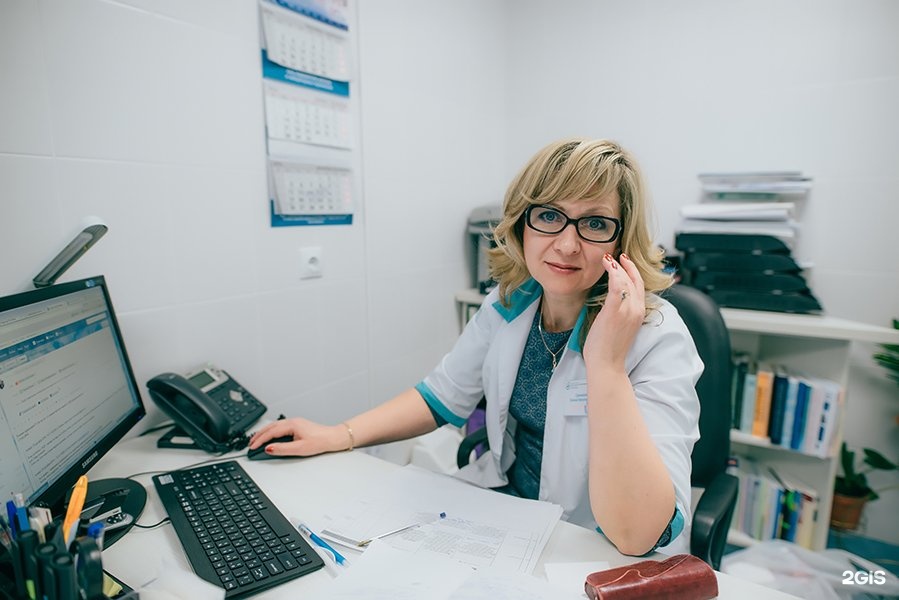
467, 205, 503, 294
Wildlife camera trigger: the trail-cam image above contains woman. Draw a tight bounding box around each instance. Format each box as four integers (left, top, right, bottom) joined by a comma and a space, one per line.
249, 138, 702, 556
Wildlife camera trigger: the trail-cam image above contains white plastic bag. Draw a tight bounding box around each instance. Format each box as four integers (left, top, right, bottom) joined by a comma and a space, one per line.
721, 540, 899, 599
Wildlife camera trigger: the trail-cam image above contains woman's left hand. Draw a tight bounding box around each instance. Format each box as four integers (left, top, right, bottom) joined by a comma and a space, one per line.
583, 253, 645, 370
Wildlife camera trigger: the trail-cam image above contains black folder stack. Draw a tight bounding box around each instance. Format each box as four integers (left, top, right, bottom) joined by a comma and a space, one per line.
675, 232, 822, 314
674, 172, 822, 314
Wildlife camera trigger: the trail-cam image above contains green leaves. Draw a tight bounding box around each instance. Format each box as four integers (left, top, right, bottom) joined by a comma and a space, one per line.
873, 319, 899, 386
863, 448, 898, 471
836, 443, 897, 499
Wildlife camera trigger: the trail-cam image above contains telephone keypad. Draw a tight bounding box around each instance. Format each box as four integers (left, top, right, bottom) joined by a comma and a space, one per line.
209, 382, 265, 436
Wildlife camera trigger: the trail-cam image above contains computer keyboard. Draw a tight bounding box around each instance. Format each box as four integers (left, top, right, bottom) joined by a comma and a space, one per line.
152, 461, 324, 597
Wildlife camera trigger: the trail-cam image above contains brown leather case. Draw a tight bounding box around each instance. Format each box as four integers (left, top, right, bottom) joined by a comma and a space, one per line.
584, 554, 718, 600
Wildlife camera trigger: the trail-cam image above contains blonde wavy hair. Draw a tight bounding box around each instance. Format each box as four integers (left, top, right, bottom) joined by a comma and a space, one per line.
489, 138, 671, 326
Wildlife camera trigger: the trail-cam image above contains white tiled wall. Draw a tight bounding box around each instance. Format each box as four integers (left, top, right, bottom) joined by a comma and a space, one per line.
0, 0, 506, 439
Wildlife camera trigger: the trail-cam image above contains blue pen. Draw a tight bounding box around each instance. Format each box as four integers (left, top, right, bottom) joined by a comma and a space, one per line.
5, 501, 17, 539
297, 522, 349, 566
12, 493, 30, 535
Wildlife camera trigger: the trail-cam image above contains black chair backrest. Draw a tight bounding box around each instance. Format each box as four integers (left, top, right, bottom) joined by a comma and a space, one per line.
662, 284, 733, 488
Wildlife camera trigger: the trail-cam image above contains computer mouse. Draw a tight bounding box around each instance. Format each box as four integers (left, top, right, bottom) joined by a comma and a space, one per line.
247, 435, 295, 460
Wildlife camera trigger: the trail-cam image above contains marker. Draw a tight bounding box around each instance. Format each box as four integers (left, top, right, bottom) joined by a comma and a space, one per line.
18, 529, 39, 600
50, 553, 78, 600
297, 522, 349, 567
63, 476, 88, 546
34, 543, 58, 600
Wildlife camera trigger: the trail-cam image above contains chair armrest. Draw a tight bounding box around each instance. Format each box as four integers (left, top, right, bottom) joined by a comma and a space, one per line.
456, 427, 489, 469
691, 472, 738, 570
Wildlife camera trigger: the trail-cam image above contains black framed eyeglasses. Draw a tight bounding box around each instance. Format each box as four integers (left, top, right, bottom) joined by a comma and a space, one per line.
524, 205, 621, 243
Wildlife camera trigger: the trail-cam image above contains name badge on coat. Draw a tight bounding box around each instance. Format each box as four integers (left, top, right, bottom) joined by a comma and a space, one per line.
564, 379, 588, 416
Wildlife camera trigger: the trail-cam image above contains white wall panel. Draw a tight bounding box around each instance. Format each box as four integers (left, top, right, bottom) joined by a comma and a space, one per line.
0, 0, 54, 155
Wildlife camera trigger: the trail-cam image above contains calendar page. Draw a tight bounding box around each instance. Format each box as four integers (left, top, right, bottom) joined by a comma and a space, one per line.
270, 160, 353, 216
272, 0, 349, 30
264, 81, 352, 149
261, 3, 351, 82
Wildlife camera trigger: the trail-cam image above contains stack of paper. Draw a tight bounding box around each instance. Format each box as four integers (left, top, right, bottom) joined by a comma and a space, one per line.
698, 172, 813, 199
315, 465, 562, 575
680, 202, 795, 221
677, 198, 798, 245
319, 541, 583, 600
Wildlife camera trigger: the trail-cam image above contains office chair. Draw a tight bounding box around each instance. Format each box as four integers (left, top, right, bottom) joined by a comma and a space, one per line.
664, 283, 739, 570
456, 284, 738, 570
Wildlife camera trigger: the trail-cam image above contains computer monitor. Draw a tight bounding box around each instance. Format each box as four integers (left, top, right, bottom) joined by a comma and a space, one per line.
0, 275, 146, 546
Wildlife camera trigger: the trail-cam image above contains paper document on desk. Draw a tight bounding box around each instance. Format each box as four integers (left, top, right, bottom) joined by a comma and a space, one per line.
321, 541, 581, 600
317, 465, 562, 574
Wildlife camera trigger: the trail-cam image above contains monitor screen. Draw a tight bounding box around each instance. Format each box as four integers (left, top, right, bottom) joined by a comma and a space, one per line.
0, 276, 145, 513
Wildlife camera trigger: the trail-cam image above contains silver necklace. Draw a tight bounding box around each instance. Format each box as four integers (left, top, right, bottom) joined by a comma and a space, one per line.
537, 308, 564, 370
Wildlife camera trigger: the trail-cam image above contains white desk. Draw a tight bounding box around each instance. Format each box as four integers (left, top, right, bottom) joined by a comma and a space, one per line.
88, 432, 798, 599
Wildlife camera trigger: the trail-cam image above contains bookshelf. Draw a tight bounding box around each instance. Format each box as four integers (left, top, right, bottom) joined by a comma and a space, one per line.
721, 309, 899, 551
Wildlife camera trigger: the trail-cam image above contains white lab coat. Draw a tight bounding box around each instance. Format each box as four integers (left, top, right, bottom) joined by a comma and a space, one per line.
416, 279, 702, 553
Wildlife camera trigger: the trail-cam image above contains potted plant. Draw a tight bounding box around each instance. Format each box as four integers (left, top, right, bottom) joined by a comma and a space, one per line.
831, 442, 898, 530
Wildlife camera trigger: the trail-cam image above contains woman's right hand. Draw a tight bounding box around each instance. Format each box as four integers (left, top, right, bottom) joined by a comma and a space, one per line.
247, 417, 349, 457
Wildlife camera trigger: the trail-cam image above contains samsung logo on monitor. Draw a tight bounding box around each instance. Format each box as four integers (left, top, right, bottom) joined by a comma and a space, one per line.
82, 451, 99, 470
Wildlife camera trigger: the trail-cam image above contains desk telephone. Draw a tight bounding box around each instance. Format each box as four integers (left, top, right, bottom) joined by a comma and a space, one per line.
147, 365, 266, 453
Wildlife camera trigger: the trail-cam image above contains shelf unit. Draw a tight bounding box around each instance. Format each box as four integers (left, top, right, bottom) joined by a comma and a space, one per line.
454, 289, 899, 552
721, 308, 899, 551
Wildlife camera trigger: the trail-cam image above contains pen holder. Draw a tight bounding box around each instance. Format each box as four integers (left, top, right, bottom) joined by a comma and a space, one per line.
0, 537, 26, 600
0, 534, 122, 600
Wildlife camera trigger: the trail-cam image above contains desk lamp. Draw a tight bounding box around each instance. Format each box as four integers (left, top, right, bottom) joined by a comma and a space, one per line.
33, 217, 108, 287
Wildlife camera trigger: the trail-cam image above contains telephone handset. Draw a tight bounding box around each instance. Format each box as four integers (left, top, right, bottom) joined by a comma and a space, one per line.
147, 365, 266, 453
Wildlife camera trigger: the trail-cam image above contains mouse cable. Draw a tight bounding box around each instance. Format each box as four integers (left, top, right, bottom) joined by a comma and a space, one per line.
132, 517, 171, 530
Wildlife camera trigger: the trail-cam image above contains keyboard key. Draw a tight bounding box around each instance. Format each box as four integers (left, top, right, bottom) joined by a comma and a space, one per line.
265, 560, 284, 576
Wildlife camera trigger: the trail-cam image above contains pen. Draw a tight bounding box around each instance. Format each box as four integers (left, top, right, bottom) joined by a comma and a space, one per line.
297, 522, 349, 567
63, 475, 88, 546
87, 521, 105, 551
18, 529, 39, 600
13, 493, 31, 535
6, 500, 18, 539
358, 511, 447, 547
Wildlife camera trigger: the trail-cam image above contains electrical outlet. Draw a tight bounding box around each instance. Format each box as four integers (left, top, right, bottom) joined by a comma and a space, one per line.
299, 246, 323, 279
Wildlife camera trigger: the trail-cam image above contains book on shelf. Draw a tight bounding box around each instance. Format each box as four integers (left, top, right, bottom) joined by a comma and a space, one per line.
729, 458, 819, 548
752, 367, 775, 439
779, 488, 801, 543
767, 369, 790, 446
731, 353, 751, 430
789, 379, 812, 451
801, 382, 826, 457
767, 466, 819, 548
806, 379, 843, 458
778, 376, 800, 449
729, 362, 843, 458
739, 371, 758, 433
